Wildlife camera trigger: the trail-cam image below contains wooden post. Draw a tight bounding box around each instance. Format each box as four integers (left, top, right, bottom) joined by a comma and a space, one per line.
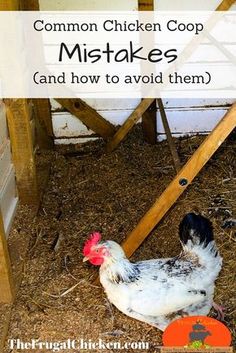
34, 99, 54, 137
5, 99, 39, 206
0, 0, 19, 10
121, 105, 236, 258
33, 99, 54, 149
19, 0, 39, 10
106, 0, 235, 152
56, 98, 116, 140
157, 99, 181, 173
0, 211, 14, 303
138, 0, 154, 10
142, 101, 157, 144
106, 98, 154, 152
17, 0, 54, 149
138, 0, 157, 144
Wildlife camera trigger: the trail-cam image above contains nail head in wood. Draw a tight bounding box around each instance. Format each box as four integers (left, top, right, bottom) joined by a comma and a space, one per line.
179, 178, 188, 186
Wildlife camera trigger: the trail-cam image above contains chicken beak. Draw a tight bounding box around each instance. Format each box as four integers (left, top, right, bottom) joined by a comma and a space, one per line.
83, 256, 89, 262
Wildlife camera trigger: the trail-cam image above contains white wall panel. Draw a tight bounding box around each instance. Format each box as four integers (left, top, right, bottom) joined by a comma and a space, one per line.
53, 109, 135, 144
0, 101, 18, 236
0, 166, 18, 236
157, 107, 227, 140
162, 99, 234, 109
50, 98, 141, 112
53, 105, 230, 144
53, 112, 94, 138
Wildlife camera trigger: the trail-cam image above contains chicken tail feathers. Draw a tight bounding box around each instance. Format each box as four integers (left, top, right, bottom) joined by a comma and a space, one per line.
179, 213, 222, 276
179, 213, 214, 249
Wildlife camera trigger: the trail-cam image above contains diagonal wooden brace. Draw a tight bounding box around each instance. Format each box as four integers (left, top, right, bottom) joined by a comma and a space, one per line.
216, 0, 236, 10
106, 99, 154, 152
56, 99, 116, 140
121, 104, 236, 258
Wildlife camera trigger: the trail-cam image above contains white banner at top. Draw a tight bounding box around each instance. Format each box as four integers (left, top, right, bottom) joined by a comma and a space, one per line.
0, 11, 235, 98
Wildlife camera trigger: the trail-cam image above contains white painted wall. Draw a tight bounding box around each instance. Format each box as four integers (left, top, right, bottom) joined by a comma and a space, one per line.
39, 0, 235, 143
51, 98, 141, 144
52, 99, 234, 144
0, 101, 18, 236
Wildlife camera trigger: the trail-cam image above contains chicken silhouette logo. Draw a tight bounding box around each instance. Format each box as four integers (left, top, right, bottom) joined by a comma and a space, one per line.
162, 316, 232, 349
188, 320, 212, 348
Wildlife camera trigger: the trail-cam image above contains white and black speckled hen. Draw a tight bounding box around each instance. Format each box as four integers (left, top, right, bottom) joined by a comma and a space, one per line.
83, 213, 223, 331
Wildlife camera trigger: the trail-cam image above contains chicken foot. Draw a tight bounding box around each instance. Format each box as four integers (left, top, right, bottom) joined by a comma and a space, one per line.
212, 302, 225, 321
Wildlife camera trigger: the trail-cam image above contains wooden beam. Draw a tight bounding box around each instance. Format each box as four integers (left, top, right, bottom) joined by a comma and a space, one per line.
35, 116, 54, 150
142, 101, 157, 145
157, 99, 181, 173
0, 0, 19, 10
216, 0, 235, 10
17, 1, 53, 149
33, 99, 54, 149
0, 210, 14, 303
34, 99, 53, 137
138, 0, 154, 10
56, 98, 116, 140
17, 0, 51, 147
5, 99, 39, 206
121, 105, 236, 258
19, 0, 39, 10
106, 0, 235, 152
138, 1, 157, 144
106, 98, 154, 152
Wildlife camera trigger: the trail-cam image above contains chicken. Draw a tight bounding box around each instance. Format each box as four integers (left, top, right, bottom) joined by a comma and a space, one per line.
83, 213, 222, 331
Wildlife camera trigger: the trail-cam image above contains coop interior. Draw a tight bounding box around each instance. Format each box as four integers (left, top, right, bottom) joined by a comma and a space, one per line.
0, 0, 236, 351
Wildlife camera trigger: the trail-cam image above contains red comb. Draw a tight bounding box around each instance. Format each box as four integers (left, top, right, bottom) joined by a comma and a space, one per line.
83, 232, 101, 256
